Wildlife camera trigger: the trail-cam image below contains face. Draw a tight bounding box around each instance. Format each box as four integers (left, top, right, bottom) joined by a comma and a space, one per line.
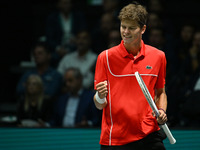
33, 46, 50, 65
193, 32, 200, 48
181, 26, 194, 42
120, 19, 146, 45
103, 0, 118, 12
64, 70, 81, 94
26, 77, 42, 95
76, 32, 90, 53
101, 13, 114, 34
108, 30, 121, 48
58, 0, 72, 14
147, 13, 162, 28
149, 29, 164, 47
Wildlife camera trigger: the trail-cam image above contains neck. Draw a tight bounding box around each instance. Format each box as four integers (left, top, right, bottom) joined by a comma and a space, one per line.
62, 12, 70, 19
37, 64, 49, 75
71, 87, 82, 97
29, 95, 39, 106
78, 49, 88, 57
124, 41, 141, 56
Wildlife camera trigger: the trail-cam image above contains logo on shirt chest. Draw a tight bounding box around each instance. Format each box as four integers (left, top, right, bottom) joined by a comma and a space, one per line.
146, 65, 152, 69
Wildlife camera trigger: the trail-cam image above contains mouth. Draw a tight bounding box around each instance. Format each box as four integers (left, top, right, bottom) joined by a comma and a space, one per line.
123, 35, 132, 40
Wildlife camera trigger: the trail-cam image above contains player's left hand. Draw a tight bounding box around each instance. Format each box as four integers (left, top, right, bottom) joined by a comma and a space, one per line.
156, 109, 168, 125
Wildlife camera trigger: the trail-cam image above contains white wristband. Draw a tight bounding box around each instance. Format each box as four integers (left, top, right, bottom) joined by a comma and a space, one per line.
95, 92, 107, 104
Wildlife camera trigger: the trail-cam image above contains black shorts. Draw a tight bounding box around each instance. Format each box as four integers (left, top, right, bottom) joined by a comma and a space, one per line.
101, 129, 167, 150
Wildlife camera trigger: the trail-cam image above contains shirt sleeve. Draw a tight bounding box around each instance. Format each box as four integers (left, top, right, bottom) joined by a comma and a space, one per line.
94, 51, 108, 90
155, 52, 167, 89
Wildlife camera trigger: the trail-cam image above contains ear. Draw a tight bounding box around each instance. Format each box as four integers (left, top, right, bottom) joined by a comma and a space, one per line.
141, 25, 146, 34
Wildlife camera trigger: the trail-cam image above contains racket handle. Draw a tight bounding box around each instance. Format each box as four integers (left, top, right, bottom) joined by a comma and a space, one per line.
161, 124, 176, 144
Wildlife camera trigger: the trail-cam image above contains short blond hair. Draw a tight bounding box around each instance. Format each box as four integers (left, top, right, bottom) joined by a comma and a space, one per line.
118, 3, 148, 28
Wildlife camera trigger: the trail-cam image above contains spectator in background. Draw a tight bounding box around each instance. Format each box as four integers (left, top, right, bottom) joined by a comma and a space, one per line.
57, 30, 97, 89
147, 0, 165, 14
16, 42, 62, 99
145, 0, 175, 47
148, 27, 176, 77
102, 0, 120, 19
17, 75, 53, 127
175, 23, 195, 66
167, 31, 200, 127
176, 31, 200, 127
92, 12, 118, 54
50, 68, 101, 127
147, 0, 174, 34
45, 0, 87, 67
143, 12, 163, 43
107, 28, 121, 48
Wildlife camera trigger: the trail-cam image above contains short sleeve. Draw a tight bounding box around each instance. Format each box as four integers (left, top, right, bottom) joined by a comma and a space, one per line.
155, 52, 167, 89
94, 51, 108, 90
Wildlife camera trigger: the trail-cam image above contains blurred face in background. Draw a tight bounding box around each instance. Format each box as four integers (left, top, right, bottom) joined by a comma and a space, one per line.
58, 0, 72, 14
148, 0, 164, 14
108, 29, 121, 48
64, 70, 82, 95
103, 0, 119, 13
101, 13, 115, 35
26, 75, 43, 95
181, 25, 194, 43
76, 31, 91, 53
147, 13, 162, 29
149, 28, 165, 48
193, 32, 200, 48
33, 46, 50, 65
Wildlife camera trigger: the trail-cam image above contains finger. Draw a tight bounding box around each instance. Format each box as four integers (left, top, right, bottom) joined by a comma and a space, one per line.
98, 90, 108, 98
157, 114, 168, 124
96, 83, 108, 92
96, 85, 107, 92
152, 111, 156, 117
96, 81, 107, 87
98, 88, 108, 94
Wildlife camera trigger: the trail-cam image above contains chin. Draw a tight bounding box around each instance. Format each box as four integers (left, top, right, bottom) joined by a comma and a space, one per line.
123, 40, 132, 44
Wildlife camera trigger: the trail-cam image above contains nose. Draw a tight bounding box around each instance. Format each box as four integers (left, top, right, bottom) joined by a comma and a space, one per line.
124, 28, 130, 34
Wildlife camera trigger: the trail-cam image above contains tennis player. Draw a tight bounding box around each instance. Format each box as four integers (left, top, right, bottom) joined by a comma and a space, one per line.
94, 2, 168, 150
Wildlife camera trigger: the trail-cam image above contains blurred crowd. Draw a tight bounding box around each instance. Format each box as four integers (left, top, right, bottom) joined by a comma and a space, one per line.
1, 0, 200, 128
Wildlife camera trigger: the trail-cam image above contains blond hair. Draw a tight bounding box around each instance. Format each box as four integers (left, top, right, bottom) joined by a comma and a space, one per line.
24, 75, 44, 112
118, 3, 148, 28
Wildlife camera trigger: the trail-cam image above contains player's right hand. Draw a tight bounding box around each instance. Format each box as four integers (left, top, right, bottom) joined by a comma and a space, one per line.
96, 81, 108, 99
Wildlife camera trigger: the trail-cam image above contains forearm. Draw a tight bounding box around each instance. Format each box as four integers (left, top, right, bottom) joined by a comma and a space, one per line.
155, 89, 167, 112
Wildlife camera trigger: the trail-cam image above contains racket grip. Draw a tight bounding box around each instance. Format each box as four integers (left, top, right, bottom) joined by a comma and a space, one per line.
161, 124, 176, 144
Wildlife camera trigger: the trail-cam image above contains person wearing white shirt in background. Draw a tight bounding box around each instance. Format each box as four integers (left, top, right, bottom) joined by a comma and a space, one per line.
57, 30, 97, 89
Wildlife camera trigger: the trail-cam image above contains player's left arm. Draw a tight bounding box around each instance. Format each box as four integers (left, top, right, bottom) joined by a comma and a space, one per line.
155, 87, 168, 125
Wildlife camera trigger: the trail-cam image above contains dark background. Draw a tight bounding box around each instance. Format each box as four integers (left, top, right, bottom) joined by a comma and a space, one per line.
1, 0, 200, 107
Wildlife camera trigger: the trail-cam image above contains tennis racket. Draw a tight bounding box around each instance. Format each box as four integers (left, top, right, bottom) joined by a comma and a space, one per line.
135, 71, 176, 144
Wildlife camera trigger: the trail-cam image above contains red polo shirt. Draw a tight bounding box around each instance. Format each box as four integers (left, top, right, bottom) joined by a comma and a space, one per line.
94, 40, 166, 146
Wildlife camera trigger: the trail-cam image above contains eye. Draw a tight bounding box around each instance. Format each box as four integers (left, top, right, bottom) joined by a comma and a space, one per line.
121, 25, 126, 29
129, 27, 136, 30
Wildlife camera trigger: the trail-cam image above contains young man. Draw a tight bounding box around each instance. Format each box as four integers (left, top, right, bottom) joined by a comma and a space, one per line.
94, 2, 167, 150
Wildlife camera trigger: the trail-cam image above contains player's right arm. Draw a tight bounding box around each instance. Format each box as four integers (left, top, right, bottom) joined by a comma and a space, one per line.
94, 81, 108, 110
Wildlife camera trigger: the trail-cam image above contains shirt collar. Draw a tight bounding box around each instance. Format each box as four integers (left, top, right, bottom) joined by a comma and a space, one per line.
119, 40, 145, 58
